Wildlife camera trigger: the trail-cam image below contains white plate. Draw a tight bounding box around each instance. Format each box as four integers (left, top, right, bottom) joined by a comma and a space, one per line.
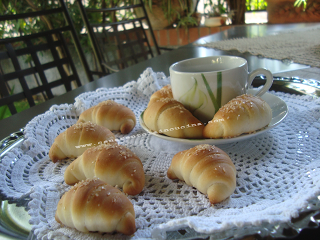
139, 89, 288, 145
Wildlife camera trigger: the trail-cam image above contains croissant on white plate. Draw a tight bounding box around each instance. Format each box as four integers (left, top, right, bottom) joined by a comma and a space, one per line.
203, 94, 272, 139
78, 100, 136, 134
167, 144, 236, 204
55, 178, 136, 235
143, 97, 204, 139
64, 142, 145, 195
49, 122, 115, 162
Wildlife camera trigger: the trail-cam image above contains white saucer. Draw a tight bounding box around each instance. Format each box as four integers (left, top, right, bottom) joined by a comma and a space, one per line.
139, 89, 288, 145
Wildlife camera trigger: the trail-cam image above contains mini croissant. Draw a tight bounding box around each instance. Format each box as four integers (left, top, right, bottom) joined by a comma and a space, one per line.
78, 100, 136, 134
167, 144, 236, 204
55, 178, 136, 235
64, 142, 145, 195
203, 94, 272, 139
49, 122, 115, 162
143, 97, 204, 139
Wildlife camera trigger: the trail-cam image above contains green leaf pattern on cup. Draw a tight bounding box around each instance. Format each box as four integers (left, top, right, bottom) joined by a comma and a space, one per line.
179, 77, 208, 113
179, 72, 222, 114
201, 72, 222, 113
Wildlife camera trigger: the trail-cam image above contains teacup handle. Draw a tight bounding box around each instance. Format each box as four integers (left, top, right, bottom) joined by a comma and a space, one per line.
247, 68, 273, 97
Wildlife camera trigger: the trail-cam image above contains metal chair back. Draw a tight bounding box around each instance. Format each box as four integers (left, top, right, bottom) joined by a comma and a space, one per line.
0, 0, 93, 116
76, 0, 162, 77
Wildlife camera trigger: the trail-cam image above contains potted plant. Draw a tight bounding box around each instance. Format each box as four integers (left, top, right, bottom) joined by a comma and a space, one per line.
135, 0, 199, 30
203, 0, 228, 27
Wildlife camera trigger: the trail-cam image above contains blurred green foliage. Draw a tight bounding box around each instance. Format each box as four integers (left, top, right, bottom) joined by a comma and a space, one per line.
143, 0, 198, 27
0, 0, 199, 41
0, 0, 64, 36
0, 100, 30, 120
246, 0, 267, 11
0, 0, 134, 51
294, 0, 307, 10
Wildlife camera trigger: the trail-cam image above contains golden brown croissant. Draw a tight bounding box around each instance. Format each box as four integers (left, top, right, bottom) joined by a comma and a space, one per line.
148, 85, 173, 105
78, 100, 136, 134
143, 98, 204, 138
167, 144, 236, 204
55, 178, 136, 235
203, 94, 272, 139
64, 142, 145, 195
49, 122, 115, 163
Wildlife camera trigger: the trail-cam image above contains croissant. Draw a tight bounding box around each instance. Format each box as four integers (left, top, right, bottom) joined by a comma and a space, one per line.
49, 122, 115, 162
143, 98, 204, 138
64, 142, 145, 195
148, 85, 173, 105
203, 94, 272, 139
78, 100, 136, 134
55, 178, 136, 235
167, 144, 236, 204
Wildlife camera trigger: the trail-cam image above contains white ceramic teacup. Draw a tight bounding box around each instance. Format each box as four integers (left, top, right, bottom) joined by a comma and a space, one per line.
169, 56, 273, 123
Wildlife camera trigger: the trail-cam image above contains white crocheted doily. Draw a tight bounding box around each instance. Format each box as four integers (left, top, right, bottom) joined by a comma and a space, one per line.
194, 25, 320, 68
1, 68, 320, 239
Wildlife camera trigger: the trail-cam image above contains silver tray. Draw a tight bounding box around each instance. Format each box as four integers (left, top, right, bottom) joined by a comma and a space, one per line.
0, 76, 320, 240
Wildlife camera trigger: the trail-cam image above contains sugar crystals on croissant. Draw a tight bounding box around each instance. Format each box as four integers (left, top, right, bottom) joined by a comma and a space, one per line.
49, 122, 115, 162
143, 85, 204, 139
143, 98, 204, 138
55, 178, 136, 235
78, 100, 136, 134
148, 84, 173, 105
64, 142, 145, 195
167, 144, 236, 204
203, 94, 272, 139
